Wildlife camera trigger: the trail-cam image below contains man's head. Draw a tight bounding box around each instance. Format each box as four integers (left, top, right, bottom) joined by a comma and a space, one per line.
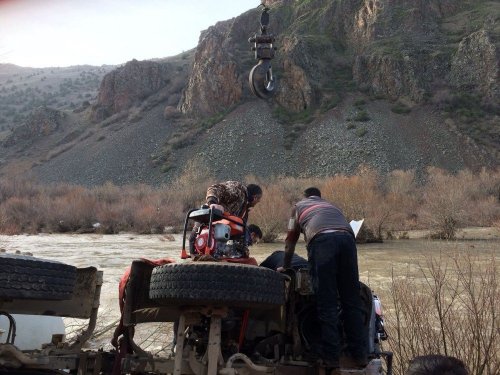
304, 187, 321, 198
406, 355, 468, 375
247, 184, 263, 207
248, 224, 263, 244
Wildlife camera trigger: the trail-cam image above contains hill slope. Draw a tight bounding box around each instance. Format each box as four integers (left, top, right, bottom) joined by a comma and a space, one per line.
0, 0, 497, 186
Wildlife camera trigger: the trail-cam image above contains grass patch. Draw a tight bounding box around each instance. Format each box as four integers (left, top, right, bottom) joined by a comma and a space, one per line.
356, 128, 368, 137
354, 99, 366, 108
200, 111, 229, 130
320, 93, 342, 113
353, 110, 370, 122
391, 102, 412, 114
273, 106, 314, 125
442, 92, 489, 124
158, 108, 233, 170
273, 107, 314, 150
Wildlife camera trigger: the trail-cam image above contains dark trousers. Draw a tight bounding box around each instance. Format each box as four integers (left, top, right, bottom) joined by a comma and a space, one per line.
307, 232, 367, 362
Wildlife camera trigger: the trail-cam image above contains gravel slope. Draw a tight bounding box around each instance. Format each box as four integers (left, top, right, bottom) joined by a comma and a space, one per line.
170, 98, 493, 182
16, 97, 496, 186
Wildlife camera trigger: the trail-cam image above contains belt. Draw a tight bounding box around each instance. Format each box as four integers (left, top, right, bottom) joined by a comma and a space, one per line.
319, 229, 351, 234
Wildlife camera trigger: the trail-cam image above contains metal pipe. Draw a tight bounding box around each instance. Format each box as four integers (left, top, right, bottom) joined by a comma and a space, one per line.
0, 311, 16, 344
221, 353, 272, 374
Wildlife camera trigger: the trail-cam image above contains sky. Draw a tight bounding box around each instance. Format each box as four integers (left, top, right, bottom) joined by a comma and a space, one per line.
0, 0, 259, 68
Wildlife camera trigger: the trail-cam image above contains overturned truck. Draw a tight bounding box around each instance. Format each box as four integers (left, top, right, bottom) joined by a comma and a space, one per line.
0, 209, 393, 375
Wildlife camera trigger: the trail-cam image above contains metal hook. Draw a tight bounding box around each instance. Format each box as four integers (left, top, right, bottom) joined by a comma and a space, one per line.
248, 6, 277, 100
249, 60, 275, 100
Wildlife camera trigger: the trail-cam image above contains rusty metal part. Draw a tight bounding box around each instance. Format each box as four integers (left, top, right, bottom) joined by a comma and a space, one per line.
0, 344, 48, 367
69, 270, 103, 351
220, 353, 273, 374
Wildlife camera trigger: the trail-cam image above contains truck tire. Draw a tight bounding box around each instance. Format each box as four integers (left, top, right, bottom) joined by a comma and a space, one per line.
0, 254, 77, 300
0, 370, 62, 375
149, 262, 285, 308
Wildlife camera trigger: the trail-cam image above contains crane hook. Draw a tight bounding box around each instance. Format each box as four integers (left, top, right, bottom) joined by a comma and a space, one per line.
248, 6, 277, 100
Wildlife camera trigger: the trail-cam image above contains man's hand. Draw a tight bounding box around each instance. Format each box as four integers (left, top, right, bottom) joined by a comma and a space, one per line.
276, 266, 286, 272
209, 203, 224, 212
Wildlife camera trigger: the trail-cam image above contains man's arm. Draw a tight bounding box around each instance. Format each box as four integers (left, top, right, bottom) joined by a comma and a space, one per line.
206, 184, 220, 205
283, 207, 300, 269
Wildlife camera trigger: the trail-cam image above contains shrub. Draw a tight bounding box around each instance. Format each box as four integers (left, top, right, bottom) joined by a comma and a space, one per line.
273, 106, 314, 125
419, 167, 469, 239
320, 93, 342, 112
354, 99, 366, 107
0, 168, 498, 236
46, 188, 97, 232
387, 249, 498, 375
0, 197, 39, 233
356, 127, 368, 137
170, 159, 215, 211
354, 110, 370, 122
250, 183, 292, 242
391, 102, 412, 114
320, 166, 388, 241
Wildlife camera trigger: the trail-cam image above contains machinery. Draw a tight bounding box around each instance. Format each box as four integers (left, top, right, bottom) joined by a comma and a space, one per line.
181, 206, 251, 260
0, 213, 393, 375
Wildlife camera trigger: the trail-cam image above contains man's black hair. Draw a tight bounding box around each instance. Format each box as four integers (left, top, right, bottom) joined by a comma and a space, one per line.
304, 187, 321, 198
248, 224, 263, 239
406, 355, 468, 375
247, 184, 263, 199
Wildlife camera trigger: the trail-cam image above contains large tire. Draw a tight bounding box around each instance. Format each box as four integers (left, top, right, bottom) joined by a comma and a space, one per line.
0, 254, 77, 300
0, 370, 62, 375
149, 262, 285, 308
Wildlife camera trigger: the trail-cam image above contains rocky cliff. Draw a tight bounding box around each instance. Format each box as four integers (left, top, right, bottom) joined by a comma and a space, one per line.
90, 58, 189, 122
3, 107, 64, 147
87, 0, 498, 122
450, 29, 498, 100
1, 0, 497, 186
177, 0, 498, 114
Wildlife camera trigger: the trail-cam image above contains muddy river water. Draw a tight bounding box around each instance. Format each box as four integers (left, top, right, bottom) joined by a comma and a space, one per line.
1, 231, 498, 352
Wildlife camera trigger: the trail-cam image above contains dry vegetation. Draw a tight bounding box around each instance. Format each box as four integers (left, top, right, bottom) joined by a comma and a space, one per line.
385, 249, 498, 375
0, 166, 498, 238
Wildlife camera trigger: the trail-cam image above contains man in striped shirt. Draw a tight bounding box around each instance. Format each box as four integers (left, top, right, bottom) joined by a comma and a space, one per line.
281, 187, 367, 371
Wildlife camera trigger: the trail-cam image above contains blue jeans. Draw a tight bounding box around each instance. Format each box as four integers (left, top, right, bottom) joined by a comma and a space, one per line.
307, 232, 367, 362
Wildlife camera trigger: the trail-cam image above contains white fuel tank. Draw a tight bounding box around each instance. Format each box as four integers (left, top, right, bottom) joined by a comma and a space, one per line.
0, 314, 65, 350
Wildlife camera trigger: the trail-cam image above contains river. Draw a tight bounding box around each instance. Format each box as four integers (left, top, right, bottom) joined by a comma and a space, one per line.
0, 230, 498, 353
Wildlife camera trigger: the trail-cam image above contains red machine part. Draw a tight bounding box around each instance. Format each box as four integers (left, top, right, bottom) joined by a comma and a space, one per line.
194, 228, 216, 255
220, 215, 244, 236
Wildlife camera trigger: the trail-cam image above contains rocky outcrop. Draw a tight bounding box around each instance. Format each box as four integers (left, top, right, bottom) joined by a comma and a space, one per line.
275, 36, 313, 111
178, 0, 497, 115
179, 20, 244, 116
3, 107, 64, 147
352, 51, 450, 102
90, 59, 173, 122
85, 0, 496, 119
449, 29, 498, 101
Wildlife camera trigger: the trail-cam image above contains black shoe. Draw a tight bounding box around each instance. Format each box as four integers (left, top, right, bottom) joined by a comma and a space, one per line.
340, 355, 368, 369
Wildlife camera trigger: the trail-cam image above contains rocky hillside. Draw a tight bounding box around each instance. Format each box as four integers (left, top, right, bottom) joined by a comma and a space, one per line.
0, 0, 497, 186
0, 64, 115, 136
